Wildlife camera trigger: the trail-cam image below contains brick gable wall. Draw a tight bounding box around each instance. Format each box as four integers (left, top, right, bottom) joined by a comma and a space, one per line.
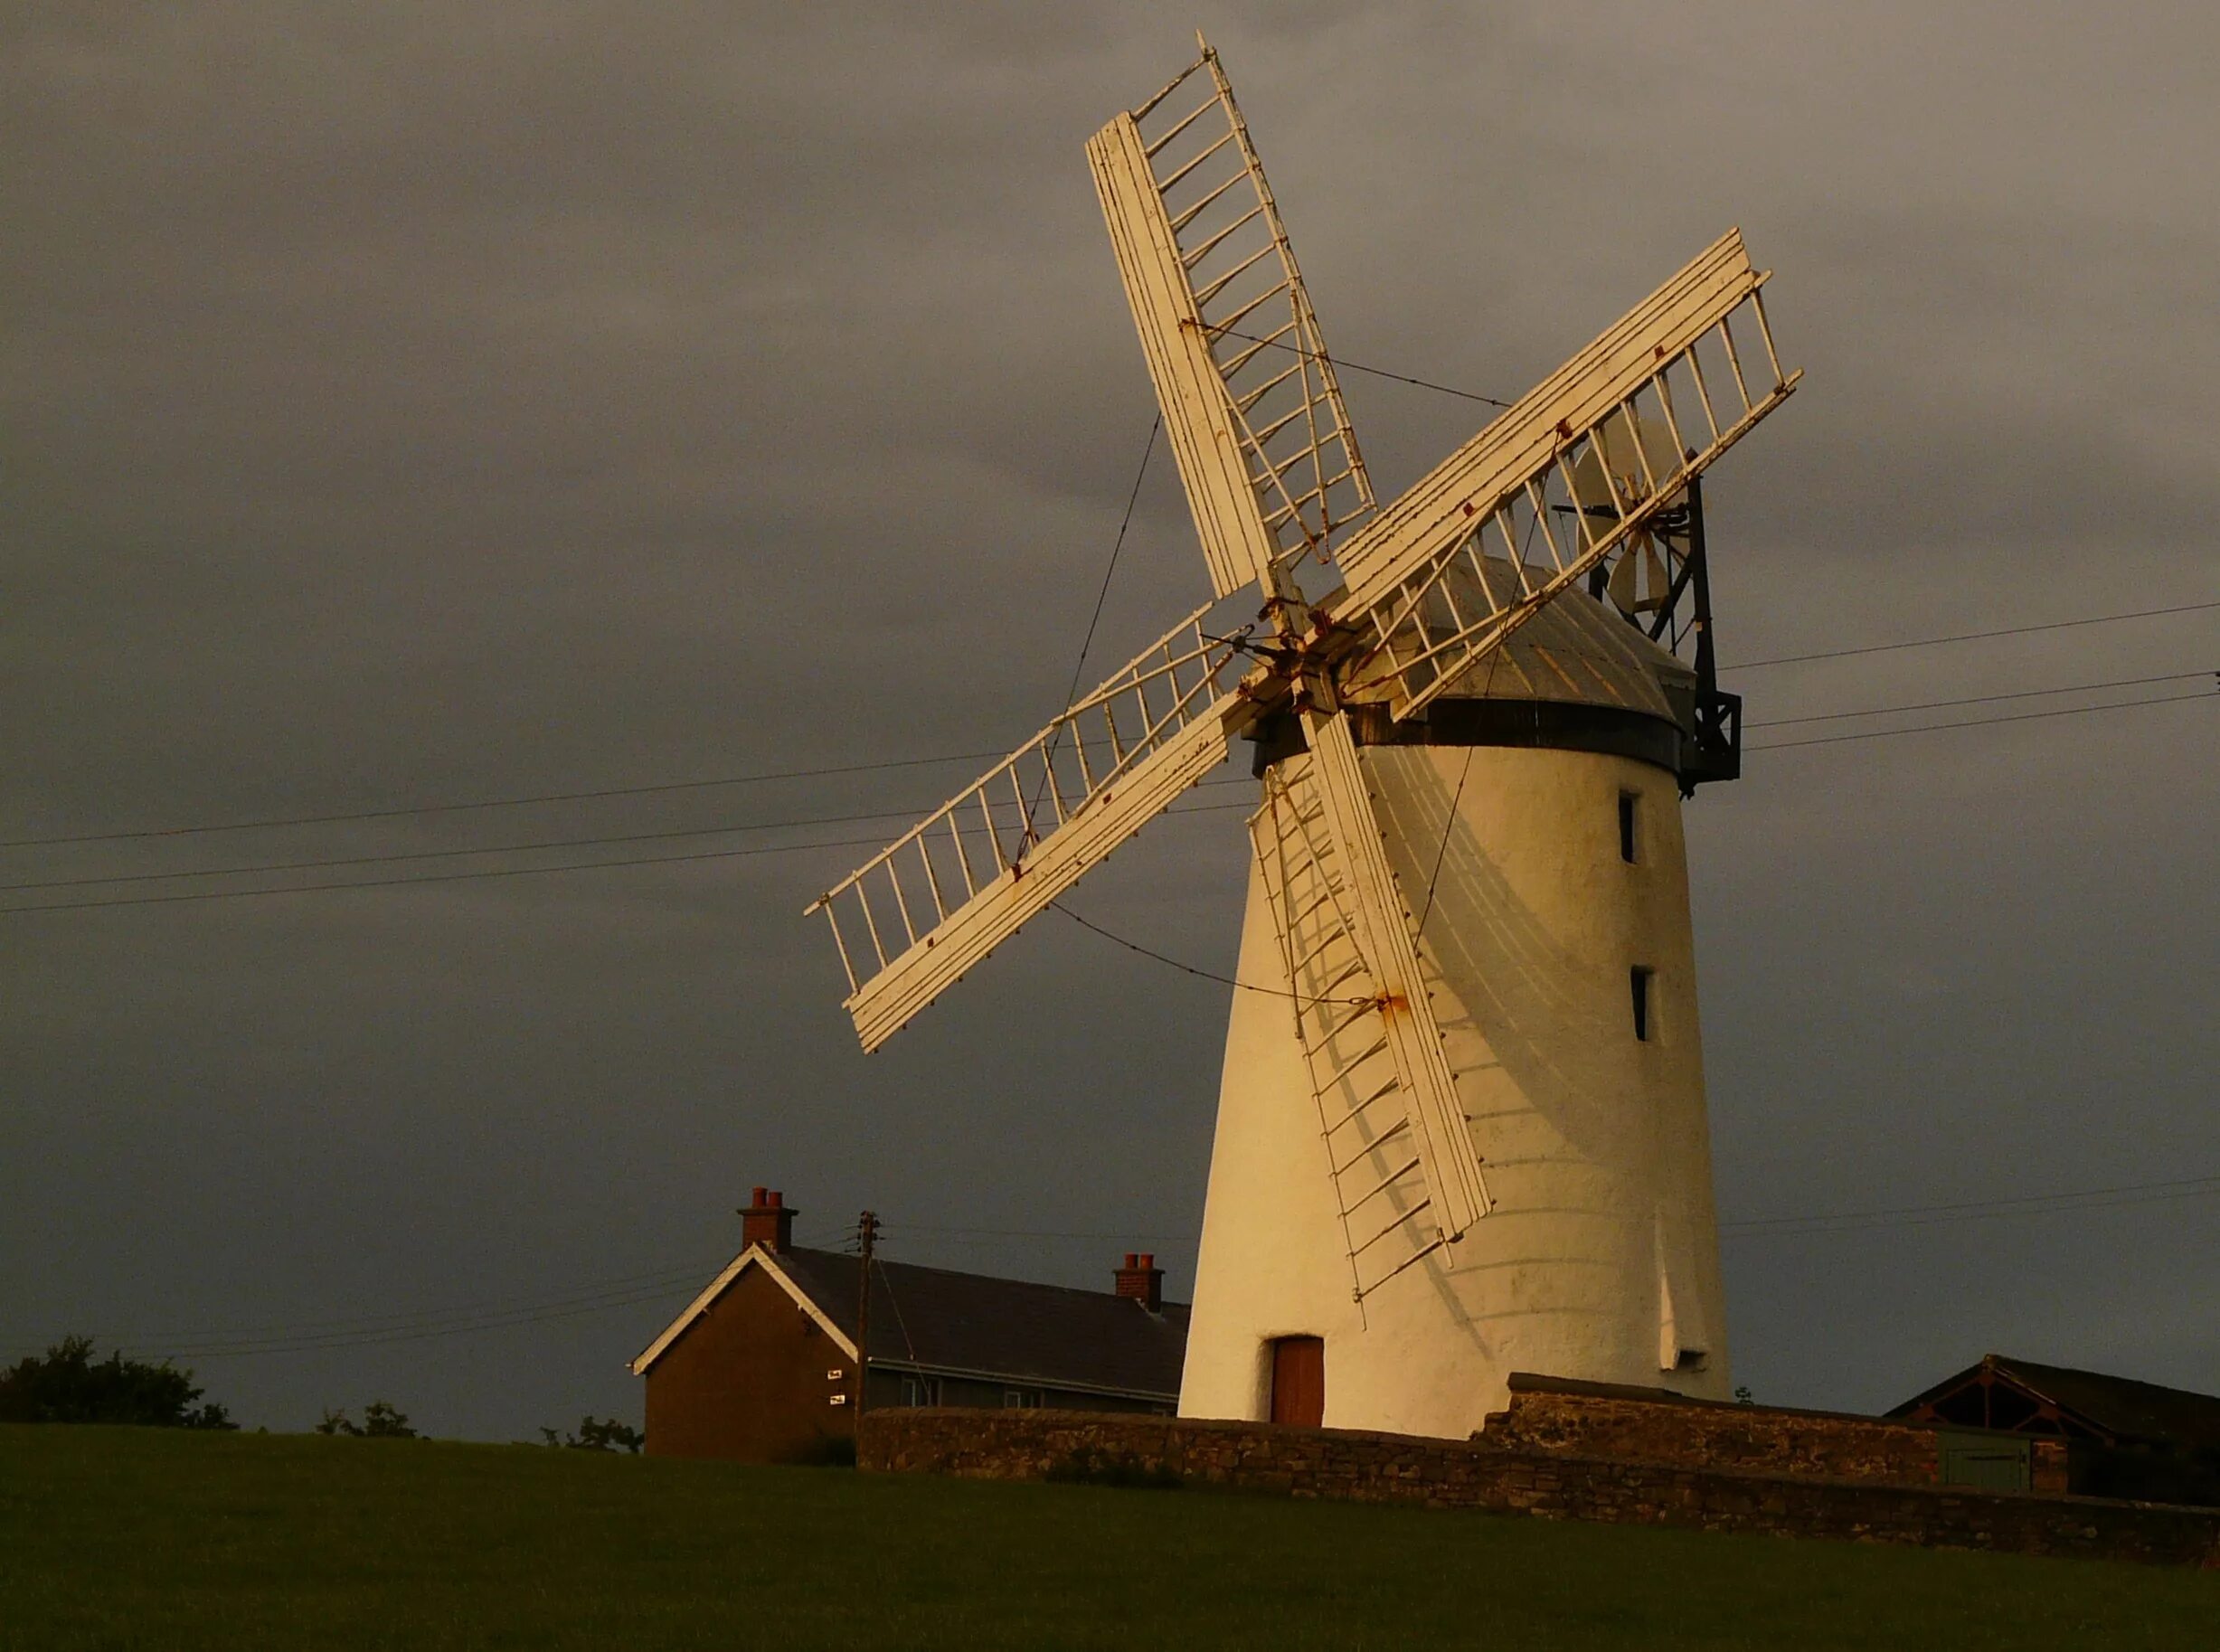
644, 1264, 853, 1463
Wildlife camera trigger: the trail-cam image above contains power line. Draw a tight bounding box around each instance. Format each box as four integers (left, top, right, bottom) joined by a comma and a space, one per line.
1732, 599, 2220, 672
11, 605, 2210, 855
1744, 670, 2214, 730
0, 798, 1262, 915
90, 1256, 732, 1345
0, 778, 1256, 896
888, 1221, 1198, 1241
1059, 683, 2209, 993
37, 1167, 2220, 1363
0, 750, 1015, 852
140, 1279, 704, 1362
1721, 1172, 2220, 1238
5, 687, 2208, 916
20, 662, 2206, 900
1745, 686, 2212, 753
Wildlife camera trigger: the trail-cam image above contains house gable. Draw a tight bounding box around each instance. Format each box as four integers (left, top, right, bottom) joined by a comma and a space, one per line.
630, 1244, 856, 1375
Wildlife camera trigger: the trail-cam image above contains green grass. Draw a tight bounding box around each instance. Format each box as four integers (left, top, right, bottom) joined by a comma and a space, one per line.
2, 1427, 2214, 1650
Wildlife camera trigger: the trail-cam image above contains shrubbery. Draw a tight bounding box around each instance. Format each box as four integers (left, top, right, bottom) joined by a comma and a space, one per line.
0, 1336, 234, 1429
539, 1416, 643, 1453
316, 1401, 418, 1438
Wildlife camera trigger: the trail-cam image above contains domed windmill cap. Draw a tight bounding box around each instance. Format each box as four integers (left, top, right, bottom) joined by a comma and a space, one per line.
1338, 566, 1693, 721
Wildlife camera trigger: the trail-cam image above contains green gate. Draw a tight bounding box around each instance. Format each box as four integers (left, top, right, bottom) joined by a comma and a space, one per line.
1938, 1430, 2033, 1492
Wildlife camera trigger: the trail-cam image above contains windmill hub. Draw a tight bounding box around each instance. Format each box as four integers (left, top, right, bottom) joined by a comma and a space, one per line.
806, 39, 1798, 1440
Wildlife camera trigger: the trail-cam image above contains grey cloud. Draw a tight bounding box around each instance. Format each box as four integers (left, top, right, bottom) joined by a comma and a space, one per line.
4, 2, 2215, 1437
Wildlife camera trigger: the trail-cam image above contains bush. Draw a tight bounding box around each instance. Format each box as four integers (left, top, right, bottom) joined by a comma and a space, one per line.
539, 1416, 643, 1453
316, 1402, 418, 1439
0, 1337, 234, 1430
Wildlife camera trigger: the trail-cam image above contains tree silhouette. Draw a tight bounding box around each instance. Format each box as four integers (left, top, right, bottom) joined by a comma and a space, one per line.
0, 1336, 234, 1429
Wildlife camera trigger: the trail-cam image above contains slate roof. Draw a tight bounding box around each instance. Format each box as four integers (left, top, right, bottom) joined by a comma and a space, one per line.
1888, 1355, 2220, 1451
633, 1242, 1189, 1400
773, 1245, 1188, 1399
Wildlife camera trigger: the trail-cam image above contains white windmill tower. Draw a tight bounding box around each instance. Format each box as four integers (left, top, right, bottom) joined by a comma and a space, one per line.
807, 41, 1799, 1440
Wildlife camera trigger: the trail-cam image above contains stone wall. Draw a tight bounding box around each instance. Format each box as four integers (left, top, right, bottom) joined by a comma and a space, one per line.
859, 1408, 2220, 1570
1484, 1374, 2071, 1495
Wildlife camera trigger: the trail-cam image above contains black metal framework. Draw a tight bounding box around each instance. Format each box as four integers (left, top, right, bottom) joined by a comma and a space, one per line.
1580, 475, 1742, 795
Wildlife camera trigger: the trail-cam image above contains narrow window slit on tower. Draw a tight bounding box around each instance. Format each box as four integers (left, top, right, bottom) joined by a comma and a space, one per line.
1630, 967, 1653, 1042
1618, 792, 1639, 864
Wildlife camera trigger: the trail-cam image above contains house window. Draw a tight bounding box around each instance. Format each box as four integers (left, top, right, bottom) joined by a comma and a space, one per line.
1630, 967, 1654, 1042
1674, 1348, 1708, 1374
901, 1376, 939, 1408
1618, 792, 1639, 864
1002, 1389, 1041, 1410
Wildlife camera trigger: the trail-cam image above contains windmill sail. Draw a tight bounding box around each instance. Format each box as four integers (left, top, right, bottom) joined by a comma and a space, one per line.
1252, 759, 1478, 1298
1088, 42, 1374, 599
1326, 230, 1800, 721
808, 609, 1254, 1052
805, 43, 1802, 1340
1296, 708, 1492, 1241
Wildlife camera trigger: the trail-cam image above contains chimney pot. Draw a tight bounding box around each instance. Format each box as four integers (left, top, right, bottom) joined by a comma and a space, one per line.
740, 1185, 798, 1252
1113, 1251, 1165, 1313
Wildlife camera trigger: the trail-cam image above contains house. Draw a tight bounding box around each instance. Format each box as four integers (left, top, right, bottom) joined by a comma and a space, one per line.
1888, 1353, 2220, 1505
629, 1188, 1190, 1463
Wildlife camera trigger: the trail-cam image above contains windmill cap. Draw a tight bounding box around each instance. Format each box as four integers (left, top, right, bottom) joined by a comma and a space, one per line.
1340, 563, 1691, 719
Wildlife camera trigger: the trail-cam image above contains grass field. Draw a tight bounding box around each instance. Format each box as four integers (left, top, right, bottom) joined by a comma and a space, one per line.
2, 1426, 2215, 1649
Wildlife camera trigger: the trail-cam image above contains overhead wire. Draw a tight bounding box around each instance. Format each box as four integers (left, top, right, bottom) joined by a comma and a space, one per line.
0, 798, 1265, 916
5, 329, 2210, 917
47, 1168, 2220, 1363
1746, 686, 2213, 753
1721, 1172, 2220, 1239
96, 1257, 728, 1345
3, 680, 2208, 916
1732, 599, 2220, 671
9, 292, 2210, 1372
0, 778, 1257, 896
9, 610, 2209, 856
95, 1268, 725, 1362
1743, 670, 2215, 730
0, 751, 1015, 851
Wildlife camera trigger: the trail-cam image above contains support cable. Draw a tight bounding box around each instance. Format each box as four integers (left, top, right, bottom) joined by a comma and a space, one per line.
1051, 900, 1370, 1008
1024, 416, 1160, 843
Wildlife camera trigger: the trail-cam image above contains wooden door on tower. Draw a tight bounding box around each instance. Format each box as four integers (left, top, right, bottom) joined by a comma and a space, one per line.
1269, 1336, 1325, 1426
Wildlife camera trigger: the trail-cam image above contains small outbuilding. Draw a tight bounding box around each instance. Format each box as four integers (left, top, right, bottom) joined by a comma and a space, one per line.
1889, 1353, 2220, 1505
629, 1188, 1188, 1463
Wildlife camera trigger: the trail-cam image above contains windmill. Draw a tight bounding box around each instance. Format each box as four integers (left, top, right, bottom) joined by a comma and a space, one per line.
807, 40, 1799, 1438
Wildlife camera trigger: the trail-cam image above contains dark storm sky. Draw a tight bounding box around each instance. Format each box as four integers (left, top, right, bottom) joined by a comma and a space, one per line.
5, 4, 2215, 1439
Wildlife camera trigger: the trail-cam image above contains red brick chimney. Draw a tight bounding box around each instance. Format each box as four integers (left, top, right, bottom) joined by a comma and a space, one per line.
741, 1186, 796, 1252
1114, 1251, 1164, 1313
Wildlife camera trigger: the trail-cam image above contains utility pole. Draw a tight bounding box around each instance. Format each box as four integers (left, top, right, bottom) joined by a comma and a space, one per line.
854, 1210, 879, 1421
